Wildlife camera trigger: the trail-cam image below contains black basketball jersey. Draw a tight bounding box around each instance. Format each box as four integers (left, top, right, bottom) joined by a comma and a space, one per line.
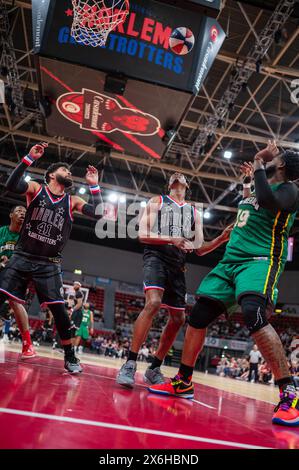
144, 195, 196, 267
15, 185, 73, 263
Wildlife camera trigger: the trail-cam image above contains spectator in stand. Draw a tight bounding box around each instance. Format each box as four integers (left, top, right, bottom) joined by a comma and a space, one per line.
139, 343, 150, 362
1, 311, 12, 342
259, 361, 272, 384
248, 345, 262, 383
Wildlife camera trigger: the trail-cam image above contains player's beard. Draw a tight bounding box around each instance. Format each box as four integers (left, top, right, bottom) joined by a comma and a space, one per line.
265, 164, 276, 179
56, 175, 73, 188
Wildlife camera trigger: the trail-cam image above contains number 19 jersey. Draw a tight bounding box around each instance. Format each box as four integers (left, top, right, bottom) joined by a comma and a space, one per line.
223, 183, 297, 264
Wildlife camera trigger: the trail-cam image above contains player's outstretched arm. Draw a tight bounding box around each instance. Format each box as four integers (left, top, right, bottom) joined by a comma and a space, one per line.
5, 143, 47, 196
240, 162, 254, 198
254, 140, 298, 212
72, 165, 103, 218
196, 223, 234, 256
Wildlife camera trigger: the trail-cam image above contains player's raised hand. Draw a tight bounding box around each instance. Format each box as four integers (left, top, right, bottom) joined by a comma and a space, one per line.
28, 142, 48, 160
240, 162, 254, 180
173, 238, 194, 253
220, 223, 234, 243
254, 139, 279, 163
85, 165, 99, 186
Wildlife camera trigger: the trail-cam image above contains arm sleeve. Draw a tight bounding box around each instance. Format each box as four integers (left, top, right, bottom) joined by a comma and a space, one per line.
81, 191, 103, 219
254, 169, 298, 212
5, 161, 29, 194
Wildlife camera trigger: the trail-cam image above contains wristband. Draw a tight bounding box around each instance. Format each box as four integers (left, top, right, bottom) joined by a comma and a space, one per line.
89, 185, 101, 195
243, 183, 251, 189
22, 155, 34, 166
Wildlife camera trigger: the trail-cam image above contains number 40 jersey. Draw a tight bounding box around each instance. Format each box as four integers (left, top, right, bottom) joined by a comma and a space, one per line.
15, 185, 73, 264
223, 183, 297, 264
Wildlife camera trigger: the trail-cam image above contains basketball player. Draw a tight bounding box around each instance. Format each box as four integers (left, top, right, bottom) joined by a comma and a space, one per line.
1, 142, 103, 373
117, 172, 231, 388
149, 141, 299, 427
70, 281, 84, 342
0, 205, 36, 358
74, 302, 94, 352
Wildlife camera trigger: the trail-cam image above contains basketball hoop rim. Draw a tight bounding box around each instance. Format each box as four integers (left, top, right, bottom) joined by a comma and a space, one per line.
71, 0, 130, 12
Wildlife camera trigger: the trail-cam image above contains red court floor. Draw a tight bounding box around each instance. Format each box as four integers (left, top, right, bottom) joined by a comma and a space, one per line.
0, 350, 298, 449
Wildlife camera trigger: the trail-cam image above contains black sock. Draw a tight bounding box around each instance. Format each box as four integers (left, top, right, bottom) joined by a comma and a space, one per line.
178, 363, 194, 383
276, 376, 295, 392
150, 356, 163, 370
63, 344, 74, 357
127, 351, 138, 362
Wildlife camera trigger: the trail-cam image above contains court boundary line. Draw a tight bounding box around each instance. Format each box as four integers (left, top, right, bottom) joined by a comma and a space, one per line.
0, 407, 272, 449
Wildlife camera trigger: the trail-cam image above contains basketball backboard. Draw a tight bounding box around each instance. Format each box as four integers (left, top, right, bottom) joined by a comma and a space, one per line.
33, 0, 225, 159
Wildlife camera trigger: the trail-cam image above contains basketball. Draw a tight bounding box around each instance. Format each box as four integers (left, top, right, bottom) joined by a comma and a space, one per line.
169, 27, 195, 55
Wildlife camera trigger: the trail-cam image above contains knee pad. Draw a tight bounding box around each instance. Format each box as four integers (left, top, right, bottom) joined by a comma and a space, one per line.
188, 297, 224, 329
240, 295, 269, 334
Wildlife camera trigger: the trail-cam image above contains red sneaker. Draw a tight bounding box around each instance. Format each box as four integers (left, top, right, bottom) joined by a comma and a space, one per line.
148, 376, 194, 399
272, 387, 299, 427
21, 343, 36, 359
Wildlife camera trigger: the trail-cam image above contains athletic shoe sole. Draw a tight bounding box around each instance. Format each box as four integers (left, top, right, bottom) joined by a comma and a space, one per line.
116, 378, 134, 388
272, 417, 299, 427
21, 353, 37, 360
143, 374, 164, 386
147, 387, 194, 399
65, 369, 83, 374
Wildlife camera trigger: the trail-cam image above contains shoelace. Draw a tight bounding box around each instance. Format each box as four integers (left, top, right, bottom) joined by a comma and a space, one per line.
171, 375, 185, 386
274, 392, 297, 412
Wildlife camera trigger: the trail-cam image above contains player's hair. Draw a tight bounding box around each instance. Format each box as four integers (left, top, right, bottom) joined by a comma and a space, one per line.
10, 205, 26, 214
45, 162, 70, 184
282, 150, 299, 181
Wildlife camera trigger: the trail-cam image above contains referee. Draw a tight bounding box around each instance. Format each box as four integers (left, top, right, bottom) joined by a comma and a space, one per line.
248, 344, 262, 382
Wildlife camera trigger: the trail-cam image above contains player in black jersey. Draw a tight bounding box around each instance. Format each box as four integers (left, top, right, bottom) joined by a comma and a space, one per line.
0, 143, 103, 373
116, 172, 229, 388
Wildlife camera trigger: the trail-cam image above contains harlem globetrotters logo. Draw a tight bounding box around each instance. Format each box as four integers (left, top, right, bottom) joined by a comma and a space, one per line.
56, 89, 161, 136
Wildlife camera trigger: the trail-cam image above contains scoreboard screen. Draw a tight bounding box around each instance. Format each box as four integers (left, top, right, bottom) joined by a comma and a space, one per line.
32, 0, 225, 94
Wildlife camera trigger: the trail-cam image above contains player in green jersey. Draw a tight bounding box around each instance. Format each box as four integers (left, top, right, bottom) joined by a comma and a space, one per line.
74, 303, 94, 352
149, 140, 299, 427
0, 206, 36, 359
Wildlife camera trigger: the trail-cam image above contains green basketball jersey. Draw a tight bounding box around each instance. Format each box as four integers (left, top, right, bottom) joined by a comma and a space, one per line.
0, 226, 20, 259
223, 183, 297, 264
81, 309, 92, 327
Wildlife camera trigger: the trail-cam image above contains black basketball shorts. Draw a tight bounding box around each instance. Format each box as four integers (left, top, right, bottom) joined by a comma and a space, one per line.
0, 254, 65, 308
143, 254, 186, 311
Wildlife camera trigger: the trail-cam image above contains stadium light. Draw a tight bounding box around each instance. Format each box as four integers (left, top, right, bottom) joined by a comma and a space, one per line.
224, 150, 232, 159
119, 195, 126, 203
79, 187, 86, 195
108, 192, 118, 203
24, 175, 31, 182
204, 211, 211, 220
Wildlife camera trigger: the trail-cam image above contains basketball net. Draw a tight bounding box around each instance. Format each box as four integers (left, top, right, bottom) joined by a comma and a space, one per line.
71, 0, 130, 47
